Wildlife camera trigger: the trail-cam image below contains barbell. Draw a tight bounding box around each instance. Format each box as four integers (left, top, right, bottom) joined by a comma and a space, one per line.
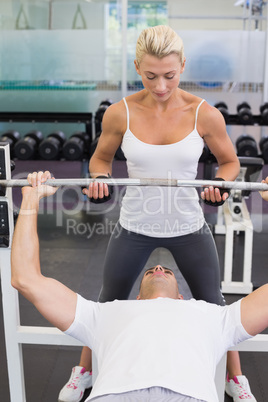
1, 178, 268, 192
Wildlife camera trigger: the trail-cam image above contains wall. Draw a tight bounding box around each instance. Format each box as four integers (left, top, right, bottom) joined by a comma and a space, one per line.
0, 0, 266, 131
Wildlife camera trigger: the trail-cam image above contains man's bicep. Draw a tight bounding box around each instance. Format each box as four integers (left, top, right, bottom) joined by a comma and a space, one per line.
31, 277, 77, 332
241, 284, 268, 336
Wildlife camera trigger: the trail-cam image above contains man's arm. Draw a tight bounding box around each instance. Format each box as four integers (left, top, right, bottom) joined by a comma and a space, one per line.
241, 285, 268, 336
11, 171, 77, 332
259, 176, 268, 201
241, 176, 268, 336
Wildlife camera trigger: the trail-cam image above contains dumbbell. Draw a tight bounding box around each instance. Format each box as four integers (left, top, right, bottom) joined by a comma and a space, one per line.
95, 99, 113, 133
237, 102, 253, 125
259, 136, 268, 163
0, 131, 20, 156
214, 102, 229, 124
62, 132, 91, 160
14, 131, 43, 160
39, 131, 66, 160
236, 134, 258, 157
260, 103, 268, 125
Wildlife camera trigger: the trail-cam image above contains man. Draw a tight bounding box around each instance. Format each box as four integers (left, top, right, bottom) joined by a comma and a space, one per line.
11, 172, 268, 402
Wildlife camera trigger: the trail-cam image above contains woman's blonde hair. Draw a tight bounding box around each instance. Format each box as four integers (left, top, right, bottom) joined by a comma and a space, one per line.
136, 25, 184, 66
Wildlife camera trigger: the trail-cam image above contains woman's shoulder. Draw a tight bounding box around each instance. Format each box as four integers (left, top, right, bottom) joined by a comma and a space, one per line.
100, 100, 128, 135
179, 89, 204, 107
124, 90, 147, 105
102, 99, 127, 121
180, 91, 220, 119
104, 94, 145, 117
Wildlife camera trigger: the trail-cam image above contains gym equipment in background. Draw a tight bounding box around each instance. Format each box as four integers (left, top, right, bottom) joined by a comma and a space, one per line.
14, 131, 43, 160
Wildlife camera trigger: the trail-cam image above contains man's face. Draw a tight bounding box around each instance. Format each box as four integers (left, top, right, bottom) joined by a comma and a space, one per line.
137, 265, 182, 300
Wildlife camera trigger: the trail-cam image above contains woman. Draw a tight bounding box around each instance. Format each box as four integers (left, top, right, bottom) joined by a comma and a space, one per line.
59, 25, 255, 402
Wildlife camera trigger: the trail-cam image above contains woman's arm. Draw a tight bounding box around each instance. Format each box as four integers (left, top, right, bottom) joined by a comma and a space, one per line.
198, 102, 240, 204
85, 101, 126, 200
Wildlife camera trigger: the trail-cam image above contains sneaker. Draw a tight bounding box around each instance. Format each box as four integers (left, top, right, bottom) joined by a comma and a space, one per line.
58, 366, 92, 402
225, 374, 257, 401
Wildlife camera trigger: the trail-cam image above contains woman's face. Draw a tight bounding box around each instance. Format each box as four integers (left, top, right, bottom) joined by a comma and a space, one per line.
134, 53, 185, 102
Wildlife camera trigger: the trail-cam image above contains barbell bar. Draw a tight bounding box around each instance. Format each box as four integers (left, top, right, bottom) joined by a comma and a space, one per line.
1, 178, 268, 192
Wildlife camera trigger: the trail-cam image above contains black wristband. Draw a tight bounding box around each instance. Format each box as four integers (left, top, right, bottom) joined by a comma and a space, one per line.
89, 174, 113, 204
202, 177, 230, 207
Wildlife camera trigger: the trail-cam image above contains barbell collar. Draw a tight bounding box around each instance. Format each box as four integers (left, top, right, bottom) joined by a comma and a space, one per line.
1, 178, 268, 192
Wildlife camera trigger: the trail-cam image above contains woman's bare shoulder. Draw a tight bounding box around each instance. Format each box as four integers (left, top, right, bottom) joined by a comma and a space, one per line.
179, 89, 203, 107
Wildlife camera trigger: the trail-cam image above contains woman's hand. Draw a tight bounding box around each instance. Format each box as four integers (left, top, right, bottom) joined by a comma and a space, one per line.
201, 178, 230, 207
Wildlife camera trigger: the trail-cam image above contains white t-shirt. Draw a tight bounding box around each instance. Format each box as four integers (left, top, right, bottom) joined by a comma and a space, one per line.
65, 295, 252, 402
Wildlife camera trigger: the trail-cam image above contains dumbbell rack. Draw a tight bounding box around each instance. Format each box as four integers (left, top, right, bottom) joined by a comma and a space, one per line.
0, 111, 93, 159
0, 112, 92, 133
223, 114, 268, 126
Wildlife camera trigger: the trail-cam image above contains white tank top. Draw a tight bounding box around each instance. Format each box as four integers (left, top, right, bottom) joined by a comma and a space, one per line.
119, 98, 205, 237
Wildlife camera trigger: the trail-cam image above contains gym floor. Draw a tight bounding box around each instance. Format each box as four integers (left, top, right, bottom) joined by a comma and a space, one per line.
1, 159, 268, 402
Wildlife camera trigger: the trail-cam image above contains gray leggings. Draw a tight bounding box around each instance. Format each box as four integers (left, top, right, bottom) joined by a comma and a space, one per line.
98, 222, 225, 306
